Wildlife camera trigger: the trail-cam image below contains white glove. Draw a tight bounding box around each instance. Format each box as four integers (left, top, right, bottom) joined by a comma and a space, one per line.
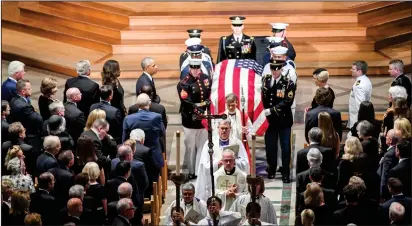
264, 109, 271, 116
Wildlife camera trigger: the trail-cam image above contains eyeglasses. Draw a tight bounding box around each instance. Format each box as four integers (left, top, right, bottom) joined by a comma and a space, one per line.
219, 127, 230, 131
127, 206, 137, 211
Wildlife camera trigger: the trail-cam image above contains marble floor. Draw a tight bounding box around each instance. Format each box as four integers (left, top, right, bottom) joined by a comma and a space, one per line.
1, 60, 395, 225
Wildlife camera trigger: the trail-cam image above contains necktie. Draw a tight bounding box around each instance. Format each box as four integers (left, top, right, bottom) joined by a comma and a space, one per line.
237, 37, 240, 43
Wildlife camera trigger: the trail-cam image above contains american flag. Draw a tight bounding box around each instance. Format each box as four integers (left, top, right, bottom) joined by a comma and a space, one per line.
210, 59, 269, 136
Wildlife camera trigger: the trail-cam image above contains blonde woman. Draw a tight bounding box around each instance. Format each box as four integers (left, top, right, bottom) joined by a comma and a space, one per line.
318, 112, 340, 158
82, 162, 107, 221
4, 145, 25, 170
300, 209, 315, 226
311, 68, 335, 109
296, 183, 333, 225
84, 109, 106, 131
394, 118, 411, 139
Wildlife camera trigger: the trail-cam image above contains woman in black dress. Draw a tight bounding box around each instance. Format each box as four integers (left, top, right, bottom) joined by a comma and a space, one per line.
101, 60, 126, 118
38, 77, 58, 120
75, 135, 105, 185
349, 101, 381, 139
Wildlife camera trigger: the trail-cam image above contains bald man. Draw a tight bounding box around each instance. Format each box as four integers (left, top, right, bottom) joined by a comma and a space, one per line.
378, 129, 400, 200
64, 198, 83, 225
64, 88, 86, 143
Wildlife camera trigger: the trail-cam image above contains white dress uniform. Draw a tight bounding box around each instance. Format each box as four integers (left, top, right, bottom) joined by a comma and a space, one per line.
348, 75, 372, 128
165, 198, 208, 225
197, 210, 242, 226
214, 167, 248, 211
229, 193, 278, 225
195, 136, 250, 201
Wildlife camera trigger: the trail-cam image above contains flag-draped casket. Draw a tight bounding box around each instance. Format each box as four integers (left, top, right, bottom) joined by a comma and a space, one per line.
210, 59, 269, 136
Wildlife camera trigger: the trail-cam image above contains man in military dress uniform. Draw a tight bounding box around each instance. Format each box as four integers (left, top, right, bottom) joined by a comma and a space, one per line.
216, 16, 257, 63
261, 61, 296, 183
179, 29, 213, 66
180, 38, 214, 79
270, 23, 296, 61
177, 59, 211, 180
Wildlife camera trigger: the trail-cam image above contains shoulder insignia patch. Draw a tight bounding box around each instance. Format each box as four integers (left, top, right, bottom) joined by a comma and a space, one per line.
288, 90, 294, 98
356, 80, 361, 86
180, 90, 188, 99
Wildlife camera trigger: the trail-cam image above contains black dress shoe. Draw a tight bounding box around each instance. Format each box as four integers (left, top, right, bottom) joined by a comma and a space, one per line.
267, 173, 275, 179
189, 174, 197, 180
282, 176, 291, 183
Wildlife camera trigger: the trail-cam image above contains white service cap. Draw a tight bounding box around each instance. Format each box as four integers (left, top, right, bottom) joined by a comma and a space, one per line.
185, 37, 202, 47
270, 23, 289, 31
270, 46, 289, 55
266, 37, 284, 43
189, 59, 202, 66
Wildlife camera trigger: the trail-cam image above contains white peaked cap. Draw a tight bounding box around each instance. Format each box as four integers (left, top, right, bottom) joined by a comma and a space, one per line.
185, 37, 202, 47
270, 23, 289, 30
266, 37, 284, 43
189, 59, 202, 66
270, 46, 289, 55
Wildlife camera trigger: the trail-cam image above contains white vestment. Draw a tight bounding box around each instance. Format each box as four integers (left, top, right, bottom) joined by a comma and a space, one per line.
212, 109, 253, 141
229, 194, 278, 225
195, 136, 250, 201
348, 75, 372, 128
197, 210, 242, 226
214, 167, 248, 211
165, 198, 207, 225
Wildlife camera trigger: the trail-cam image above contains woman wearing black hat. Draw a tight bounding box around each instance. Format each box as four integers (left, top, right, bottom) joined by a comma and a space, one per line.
44, 115, 75, 151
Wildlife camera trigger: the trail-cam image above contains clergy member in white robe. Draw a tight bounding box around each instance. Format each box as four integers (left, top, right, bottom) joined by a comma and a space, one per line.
197, 196, 242, 226
241, 202, 277, 226
230, 177, 277, 225
165, 183, 207, 225
195, 119, 250, 201
214, 150, 248, 211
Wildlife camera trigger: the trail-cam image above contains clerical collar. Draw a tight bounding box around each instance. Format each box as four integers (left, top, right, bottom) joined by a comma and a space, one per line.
225, 167, 236, 175
219, 139, 229, 146
185, 200, 193, 206
228, 111, 236, 116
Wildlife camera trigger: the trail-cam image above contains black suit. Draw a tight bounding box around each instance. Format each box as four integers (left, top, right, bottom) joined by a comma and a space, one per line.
106, 201, 118, 224
10, 95, 43, 151
305, 105, 342, 143
48, 165, 75, 208
381, 195, 412, 225
90, 101, 123, 143
377, 146, 398, 199
63, 76, 100, 118
296, 143, 336, 175
296, 168, 336, 194
110, 83, 127, 118
1, 119, 10, 142
81, 129, 117, 159
30, 189, 59, 225
112, 216, 131, 226
391, 74, 411, 107
36, 151, 59, 176
134, 142, 159, 198
128, 103, 168, 153
217, 34, 257, 63
64, 102, 86, 144
38, 95, 55, 121
361, 137, 380, 171
62, 215, 81, 225
333, 204, 375, 225
388, 158, 411, 197
135, 73, 160, 103
2, 139, 37, 175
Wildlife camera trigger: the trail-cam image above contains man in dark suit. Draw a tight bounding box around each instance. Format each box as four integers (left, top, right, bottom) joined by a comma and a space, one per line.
296, 127, 335, 174
2, 122, 36, 175
63, 60, 100, 118
9, 79, 43, 152
48, 150, 75, 208
381, 178, 412, 225
123, 93, 165, 186
63, 198, 83, 225
1, 100, 10, 142
217, 16, 256, 63
81, 118, 117, 162
305, 87, 342, 143
64, 88, 86, 144
130, 85, 168, 153
388, 139, 411, 197
378, 129, 400, 200
1, 61, 25, 102
90, 85, 123, 144
389, 59, 411, 107
135, 57, 160, 103
36, 135, 60, 176
107, 182, 133, 225
112, 198, 134, 226
30, 172, 59, 225
110, 145, 148, 209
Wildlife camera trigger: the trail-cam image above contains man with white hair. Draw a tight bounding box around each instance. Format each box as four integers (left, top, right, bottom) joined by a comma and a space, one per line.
195, 119, 249, 201
36, 135, 60, 176
213, 150, 248, 211
64, 88, 85, 144
389, 202, 406, 225
63, 60, 100, 118
123, 93, 164, 194
135, 57, 160, 103
389, 59, 411, 107
113, 198, 135, 226
2, 61, 25, 101
107, 182, 133, 224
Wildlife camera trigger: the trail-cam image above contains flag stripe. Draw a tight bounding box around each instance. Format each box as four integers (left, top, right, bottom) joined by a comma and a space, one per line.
217, 60, 228, 114
232, 68, 241, 107
247, 69, 255, 122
